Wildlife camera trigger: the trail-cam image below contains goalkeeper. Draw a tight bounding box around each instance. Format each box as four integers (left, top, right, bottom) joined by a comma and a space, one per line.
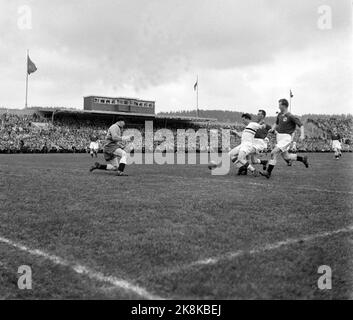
89, 118, 132, 176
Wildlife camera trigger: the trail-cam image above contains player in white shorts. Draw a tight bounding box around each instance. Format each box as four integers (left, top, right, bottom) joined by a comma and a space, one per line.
89, 138, 99, 158
330, 130, 343, 160
209, 113, 266, 176
238, 109, 271, 175
260, 99, 309, 179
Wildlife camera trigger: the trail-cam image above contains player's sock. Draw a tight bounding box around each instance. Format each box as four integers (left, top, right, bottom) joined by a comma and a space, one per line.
260, 160, 268, 170
97, 163, 107, 170
267, 164, 274, 175
118, 163, 125, 172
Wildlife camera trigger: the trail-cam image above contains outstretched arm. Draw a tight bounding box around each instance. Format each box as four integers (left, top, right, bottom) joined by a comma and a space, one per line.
231, 129, 242, 138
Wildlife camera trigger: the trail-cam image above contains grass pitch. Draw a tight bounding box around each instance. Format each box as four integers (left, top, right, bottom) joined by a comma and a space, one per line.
0, 153, 352, 299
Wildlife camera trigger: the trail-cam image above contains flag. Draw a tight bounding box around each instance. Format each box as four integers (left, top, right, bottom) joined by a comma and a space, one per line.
290, 89, 293, 98
194, 79, 198, 91
27, 55, 37, 75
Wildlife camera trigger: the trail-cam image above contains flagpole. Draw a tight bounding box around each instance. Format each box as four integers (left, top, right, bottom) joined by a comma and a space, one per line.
289, 89, 292, 113
25, 49, 29, 109
196, 75, 199, 118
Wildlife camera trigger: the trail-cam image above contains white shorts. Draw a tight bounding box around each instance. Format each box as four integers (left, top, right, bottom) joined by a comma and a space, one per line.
228, 145, 241, 159
332, 140, 341, 150
253, 139, 267, 154
276, 133, 292, 152
238, 142, 255, 156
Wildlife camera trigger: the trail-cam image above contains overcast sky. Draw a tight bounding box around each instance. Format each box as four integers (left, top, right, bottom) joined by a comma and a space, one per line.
0, 0, 352, 115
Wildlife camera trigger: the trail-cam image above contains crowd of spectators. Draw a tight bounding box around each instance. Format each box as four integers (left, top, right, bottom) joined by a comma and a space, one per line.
0, 112, 352, 154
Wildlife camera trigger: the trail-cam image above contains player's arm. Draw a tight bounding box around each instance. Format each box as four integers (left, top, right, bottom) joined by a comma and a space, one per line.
110, 127, 131, 142
230, 129, 242, 138
110, 127, 124, 142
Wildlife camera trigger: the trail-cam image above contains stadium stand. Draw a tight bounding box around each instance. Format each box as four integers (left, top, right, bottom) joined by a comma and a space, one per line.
0, 108, 352, 153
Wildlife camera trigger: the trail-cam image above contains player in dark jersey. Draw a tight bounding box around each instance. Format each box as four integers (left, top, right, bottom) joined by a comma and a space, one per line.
260, 99, 309, 179
89, 118, 132, 176
330, 130, 343, 159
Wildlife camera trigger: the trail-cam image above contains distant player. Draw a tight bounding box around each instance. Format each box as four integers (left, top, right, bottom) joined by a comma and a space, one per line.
260, 99, 309, 179
89, 118, 131, 176
330, 130, 343, 160
89, 137, 99, 158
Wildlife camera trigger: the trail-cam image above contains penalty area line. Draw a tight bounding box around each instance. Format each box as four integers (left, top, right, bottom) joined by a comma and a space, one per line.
161, 225, 353, 275
0, 235, 163, 300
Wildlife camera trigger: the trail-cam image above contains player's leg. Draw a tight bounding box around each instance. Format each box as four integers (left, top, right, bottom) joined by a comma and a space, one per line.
260, 146, 280, 179
333, 147, 339, 159
113, 148, 128, 176
209, 145, 240, 170
228, 145, 240, 163
235, 146, 258, 176
281, 151, 309, 168
90, 148, 94, 158
90, 152, 119, 172
250, 154, 268, 170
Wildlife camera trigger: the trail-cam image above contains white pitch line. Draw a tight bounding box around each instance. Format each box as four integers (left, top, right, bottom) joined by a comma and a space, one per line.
0, 235, 163, 300
162, 225, 353, 275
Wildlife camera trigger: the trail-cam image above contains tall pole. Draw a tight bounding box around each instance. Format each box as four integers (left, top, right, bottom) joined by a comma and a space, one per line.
25, 49, 29, 109
196, 75, 199, 118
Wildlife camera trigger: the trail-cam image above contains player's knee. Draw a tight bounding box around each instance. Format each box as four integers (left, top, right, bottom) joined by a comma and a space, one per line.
282, 152, 290, 160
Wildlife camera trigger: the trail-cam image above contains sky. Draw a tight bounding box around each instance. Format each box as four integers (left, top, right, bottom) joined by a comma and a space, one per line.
0, 0, 352, 116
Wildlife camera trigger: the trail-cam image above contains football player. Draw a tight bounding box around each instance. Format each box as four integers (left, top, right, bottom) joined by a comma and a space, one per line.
89, 118, 132, 176
210, 113, 266, 176
330, 129, 343, 159
260, 99, 309, 179
238, 109, 271, 175
89, 137, 99, 158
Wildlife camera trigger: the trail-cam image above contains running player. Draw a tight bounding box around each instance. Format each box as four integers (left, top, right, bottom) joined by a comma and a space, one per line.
89, 137, 99, 158
209, 113, 266, 176
260, 99, 309, 179
330, 129, 343, 159
89, 118, 131, 176
238, 109, 271, 175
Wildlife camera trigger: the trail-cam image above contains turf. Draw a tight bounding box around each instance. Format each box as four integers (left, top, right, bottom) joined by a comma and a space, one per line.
0, 153, 352, 299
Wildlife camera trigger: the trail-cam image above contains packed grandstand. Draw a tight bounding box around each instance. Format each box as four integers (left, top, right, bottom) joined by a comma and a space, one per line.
1, 108, 352, 154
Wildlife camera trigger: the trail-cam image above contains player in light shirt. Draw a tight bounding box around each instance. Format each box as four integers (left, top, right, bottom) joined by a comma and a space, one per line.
89, 118, 132, 176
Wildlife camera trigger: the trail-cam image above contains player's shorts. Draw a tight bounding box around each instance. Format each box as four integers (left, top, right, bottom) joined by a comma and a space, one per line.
103, 147, 126, 167
238, 142, 255, 156
332, 140, 341, 150
228, 145, 241, 159
90, 148, 98, 153
276, 133, 292, 152
253, 138, 267, 154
